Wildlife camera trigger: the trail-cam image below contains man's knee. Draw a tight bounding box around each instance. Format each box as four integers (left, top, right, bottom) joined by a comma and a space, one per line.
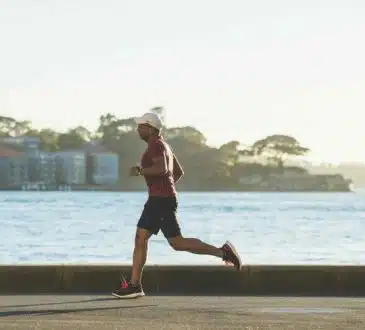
168, 236, 186, 251
135, 228, 151, 247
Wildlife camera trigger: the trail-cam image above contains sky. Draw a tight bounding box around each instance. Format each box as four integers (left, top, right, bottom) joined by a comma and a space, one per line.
1, 0, 364, 163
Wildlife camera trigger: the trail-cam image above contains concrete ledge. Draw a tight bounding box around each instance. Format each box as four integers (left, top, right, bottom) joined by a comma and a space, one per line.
0, 265, 63, 293
0, 265, 365, 296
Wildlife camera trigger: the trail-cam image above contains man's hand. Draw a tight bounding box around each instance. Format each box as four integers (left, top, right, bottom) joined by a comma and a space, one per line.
129, 166, 141, 177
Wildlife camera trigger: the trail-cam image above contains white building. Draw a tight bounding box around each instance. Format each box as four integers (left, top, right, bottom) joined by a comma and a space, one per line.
55, 151, 86, 185
88, 152, 119, 185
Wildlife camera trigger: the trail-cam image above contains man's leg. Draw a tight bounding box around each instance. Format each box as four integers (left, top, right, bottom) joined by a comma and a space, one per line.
112, 198, 159, 299
112, 227, 154, 299
131, 227, 152, 286
167, 235, 242, 270
168, 236, 223, 258
161, 197, 242, 271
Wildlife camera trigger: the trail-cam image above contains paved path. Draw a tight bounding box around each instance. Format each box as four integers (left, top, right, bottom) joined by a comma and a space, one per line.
0, 295, 364, 329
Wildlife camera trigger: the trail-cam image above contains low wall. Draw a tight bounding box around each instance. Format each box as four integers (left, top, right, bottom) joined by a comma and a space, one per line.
1, 265, 365, 296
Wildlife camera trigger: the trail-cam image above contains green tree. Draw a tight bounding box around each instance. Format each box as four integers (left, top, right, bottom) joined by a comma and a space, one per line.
0, 116, 16, 136
251, 134, 310, 167
72, 126, 92, 141
219, 140, 241, 166
165, 132, 238, 190
165, 126, 206, 145
97, 113, 138, 143
58, 128, 86, 150
38, 129, 59, 151
97, 113, 118, 143
13, 120, 32, 136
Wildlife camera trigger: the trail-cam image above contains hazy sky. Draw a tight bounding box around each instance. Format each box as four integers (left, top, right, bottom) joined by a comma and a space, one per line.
1, 0, 364, 162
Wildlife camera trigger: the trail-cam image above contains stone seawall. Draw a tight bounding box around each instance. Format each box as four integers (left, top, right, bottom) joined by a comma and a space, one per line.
1, 265, 364, 296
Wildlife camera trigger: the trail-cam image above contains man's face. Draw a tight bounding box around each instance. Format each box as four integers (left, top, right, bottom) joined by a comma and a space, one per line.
137, 123, 153, 141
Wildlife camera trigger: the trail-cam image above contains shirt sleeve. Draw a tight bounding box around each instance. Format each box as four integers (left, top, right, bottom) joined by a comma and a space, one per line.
148, 141, 165, 159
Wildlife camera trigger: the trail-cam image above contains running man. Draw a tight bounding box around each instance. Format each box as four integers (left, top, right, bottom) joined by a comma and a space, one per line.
112, 112, 242, 299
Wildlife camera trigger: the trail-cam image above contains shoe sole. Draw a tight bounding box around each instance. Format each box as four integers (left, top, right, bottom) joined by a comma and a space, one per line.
225, 240, 243, 271
112, 292, 145, 299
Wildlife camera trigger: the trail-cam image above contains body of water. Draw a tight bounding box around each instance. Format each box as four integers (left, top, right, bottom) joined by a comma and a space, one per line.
1, 191, 365, 265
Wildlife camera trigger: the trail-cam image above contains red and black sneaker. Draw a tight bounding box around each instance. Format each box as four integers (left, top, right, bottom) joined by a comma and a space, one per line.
221, 241, 243, 271
112, 275, 145, 299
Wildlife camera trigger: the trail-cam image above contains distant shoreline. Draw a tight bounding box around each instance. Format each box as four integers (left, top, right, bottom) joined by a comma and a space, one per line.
0, 186, 352, 193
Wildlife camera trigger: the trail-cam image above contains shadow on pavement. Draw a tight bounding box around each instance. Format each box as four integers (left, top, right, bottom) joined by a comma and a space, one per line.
0, 304, 155, 317
0, 297, 121, 309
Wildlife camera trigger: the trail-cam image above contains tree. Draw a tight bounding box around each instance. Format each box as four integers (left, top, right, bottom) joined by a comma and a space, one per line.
72, 126, 92, 141
219, 140, 241, 165
97, 113, 118, 143
114, 118, 138, 133
13, 120, 32, 136
0, 117, 33, 137
97, 114, 138, 143
165, 126, 207, 145
0, 116, 16, 136
189, 148, 236, 189
251, 134, 310, 167
58, 128, 86, 150
33, 129, 59, 152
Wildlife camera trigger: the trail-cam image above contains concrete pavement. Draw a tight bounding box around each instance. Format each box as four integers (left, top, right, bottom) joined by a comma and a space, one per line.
0, 295, 364, 329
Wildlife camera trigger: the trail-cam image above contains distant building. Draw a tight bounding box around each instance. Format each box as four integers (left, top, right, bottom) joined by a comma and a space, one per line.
0, 137, 119, 188
55, 151, 86, 185
27, 152, 57, 185
0, 145, 28, 188
0, 136, 40, 152
87, 152, 119, 185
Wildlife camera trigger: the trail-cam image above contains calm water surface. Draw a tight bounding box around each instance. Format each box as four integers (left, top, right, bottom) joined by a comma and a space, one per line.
1, 191, 365, 265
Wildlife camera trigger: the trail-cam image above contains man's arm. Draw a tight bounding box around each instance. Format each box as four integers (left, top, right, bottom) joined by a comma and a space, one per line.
140, 155, 167, 176
173, 153, 184, 183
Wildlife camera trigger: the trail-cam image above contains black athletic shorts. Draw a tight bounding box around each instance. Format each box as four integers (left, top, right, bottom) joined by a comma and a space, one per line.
137, 196, 181, 238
